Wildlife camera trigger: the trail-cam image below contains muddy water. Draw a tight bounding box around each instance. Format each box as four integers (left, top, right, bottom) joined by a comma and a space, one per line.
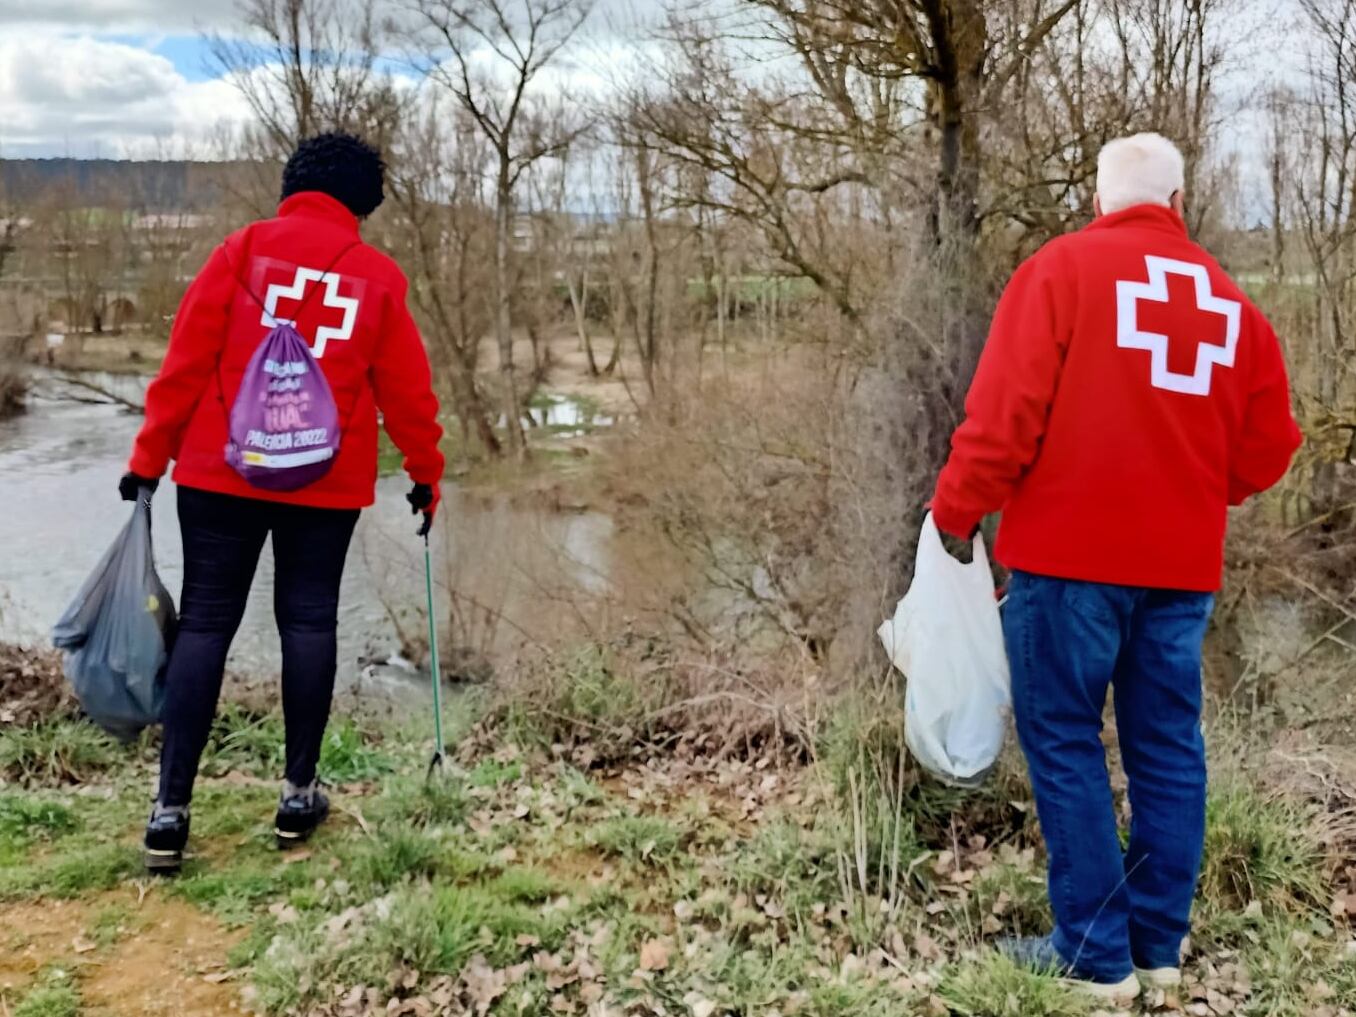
0, 392, 614, 691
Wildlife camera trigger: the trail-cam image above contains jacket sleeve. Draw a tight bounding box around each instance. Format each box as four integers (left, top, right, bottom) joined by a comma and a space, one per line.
371, 277, 445, 490
128, 242, 236, 478
931, 252, 1069, 539
1227, 318, 1302, 505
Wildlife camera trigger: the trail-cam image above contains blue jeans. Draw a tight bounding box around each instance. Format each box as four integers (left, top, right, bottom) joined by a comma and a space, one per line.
1003, 571, 1214, 981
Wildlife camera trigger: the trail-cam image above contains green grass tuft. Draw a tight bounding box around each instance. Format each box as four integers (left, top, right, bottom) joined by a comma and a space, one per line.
1241, 918, 1356, 1017
940, 953, 1093, 1017
0, 794, 80, 842
200, 704, 287, 776
486, 866, 560, 904
1198, 786, 1327, 921
170, 864, 282, 923
468, 757, 522, 788
12, 968, 80, 1017
588, 815, 683, 866
966, 860, 1052, 939
345, 827, 450, 890
368, 775, 470, 829
818, 696, 1033, 870
729, 818, 840, 923
251, 883, 565, 1013
0, 719, 125, 785
201, 708, 393, 783
318, 719, 395, 783
86, 902, 136, 949
0, 841, 139, 900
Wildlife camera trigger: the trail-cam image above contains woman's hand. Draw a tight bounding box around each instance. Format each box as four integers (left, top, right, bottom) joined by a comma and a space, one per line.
406, 482, 438, 537
119, 473, 160, 502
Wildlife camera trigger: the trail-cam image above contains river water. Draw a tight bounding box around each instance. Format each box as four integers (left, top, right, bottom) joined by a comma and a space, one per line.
0, 384, 615, 691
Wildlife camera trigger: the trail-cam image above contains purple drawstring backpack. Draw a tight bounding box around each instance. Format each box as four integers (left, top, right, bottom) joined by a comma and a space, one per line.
223, 243, 357, 492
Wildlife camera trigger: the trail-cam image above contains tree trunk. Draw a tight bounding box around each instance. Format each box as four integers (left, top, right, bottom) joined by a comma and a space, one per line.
637, 148, 660, 395
567, 273, 602, 376
457, 366, 503, 457
494, 163, 525, 456
927, 0, 989, 463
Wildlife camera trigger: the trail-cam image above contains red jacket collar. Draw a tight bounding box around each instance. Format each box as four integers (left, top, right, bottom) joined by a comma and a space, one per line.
277, 191, 360, 232
1084, 203, 1187, 237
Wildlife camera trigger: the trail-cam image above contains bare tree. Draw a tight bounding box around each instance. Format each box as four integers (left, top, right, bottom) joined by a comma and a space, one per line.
0, 167, 19, 283
379, 103, 505, 457
1280, 0, 1356, 512
559, 147, 622, 378
747, 0, 1081, 364
407, 0, 594, 457
211, 0, 401, 153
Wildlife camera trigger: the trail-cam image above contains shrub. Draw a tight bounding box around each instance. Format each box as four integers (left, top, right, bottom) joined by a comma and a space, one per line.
0, 359, 26, 420
497, 644, 669, 759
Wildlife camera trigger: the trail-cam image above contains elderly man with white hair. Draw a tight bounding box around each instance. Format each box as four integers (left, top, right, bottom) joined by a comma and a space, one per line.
929, 133, 1302, 1000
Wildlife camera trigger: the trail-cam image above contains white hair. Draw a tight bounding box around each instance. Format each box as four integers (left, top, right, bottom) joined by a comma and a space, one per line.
1095, 133, 1185, 214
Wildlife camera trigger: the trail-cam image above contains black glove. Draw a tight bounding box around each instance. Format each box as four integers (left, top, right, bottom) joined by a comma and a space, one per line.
407, 483, 436, 538
119, 472, 159, 502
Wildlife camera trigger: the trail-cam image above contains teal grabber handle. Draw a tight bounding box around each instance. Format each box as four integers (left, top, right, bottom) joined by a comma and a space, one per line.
424, 531, 445, 781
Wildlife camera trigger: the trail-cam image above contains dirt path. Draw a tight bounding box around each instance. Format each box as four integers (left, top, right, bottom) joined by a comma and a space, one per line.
0, 888, 244, 1016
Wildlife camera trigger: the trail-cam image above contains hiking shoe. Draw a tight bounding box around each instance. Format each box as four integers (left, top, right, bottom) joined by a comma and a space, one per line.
1134, 964, 1183, 989
274, 781, 329, 849
144, 803, 190, 874
997, 935, 1141, 1003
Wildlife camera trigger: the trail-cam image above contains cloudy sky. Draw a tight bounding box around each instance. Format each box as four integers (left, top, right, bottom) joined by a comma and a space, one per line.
0, 0, 670, 159
0, 1, 253, 157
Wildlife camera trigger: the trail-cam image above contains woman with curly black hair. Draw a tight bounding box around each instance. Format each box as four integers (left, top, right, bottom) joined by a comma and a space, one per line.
122, 132, 445, 873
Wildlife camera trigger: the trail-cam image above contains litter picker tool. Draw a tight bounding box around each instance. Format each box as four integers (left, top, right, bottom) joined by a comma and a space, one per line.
423, 530, 446, 781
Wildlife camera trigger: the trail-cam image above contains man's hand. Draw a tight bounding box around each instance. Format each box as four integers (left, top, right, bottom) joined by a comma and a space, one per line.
118, 472, 159, 502
924, 507, 979, 563
407, 482, 438, 538
939, 528, 977, 563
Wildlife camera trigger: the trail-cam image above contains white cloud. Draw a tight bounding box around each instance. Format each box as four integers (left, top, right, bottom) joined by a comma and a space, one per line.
0, 0, 239, 34
0, 0, 671, 157
0, 34, 251, 156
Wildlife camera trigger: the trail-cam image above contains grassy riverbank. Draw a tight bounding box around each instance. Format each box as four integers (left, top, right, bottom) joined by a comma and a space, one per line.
2, 648, 1354, 1017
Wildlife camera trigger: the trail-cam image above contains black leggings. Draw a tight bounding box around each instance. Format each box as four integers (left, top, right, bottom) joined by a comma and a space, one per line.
158, 486, 359, 807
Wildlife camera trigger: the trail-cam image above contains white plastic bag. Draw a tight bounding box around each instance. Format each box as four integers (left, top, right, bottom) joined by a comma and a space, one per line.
877, 513, 1010, 787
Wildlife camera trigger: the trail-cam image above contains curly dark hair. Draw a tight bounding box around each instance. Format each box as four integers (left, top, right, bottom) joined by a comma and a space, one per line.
281, 131, 386, 218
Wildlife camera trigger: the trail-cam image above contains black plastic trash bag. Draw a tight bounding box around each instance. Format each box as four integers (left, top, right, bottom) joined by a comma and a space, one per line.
51, 489, 176, 741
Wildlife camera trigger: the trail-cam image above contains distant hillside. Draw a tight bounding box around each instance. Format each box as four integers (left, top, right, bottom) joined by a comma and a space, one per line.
0, 159, 260, 212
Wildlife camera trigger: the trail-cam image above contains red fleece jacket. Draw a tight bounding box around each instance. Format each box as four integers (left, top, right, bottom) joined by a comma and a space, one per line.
129, 192, 445, 510
931, 204, 1301, 592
